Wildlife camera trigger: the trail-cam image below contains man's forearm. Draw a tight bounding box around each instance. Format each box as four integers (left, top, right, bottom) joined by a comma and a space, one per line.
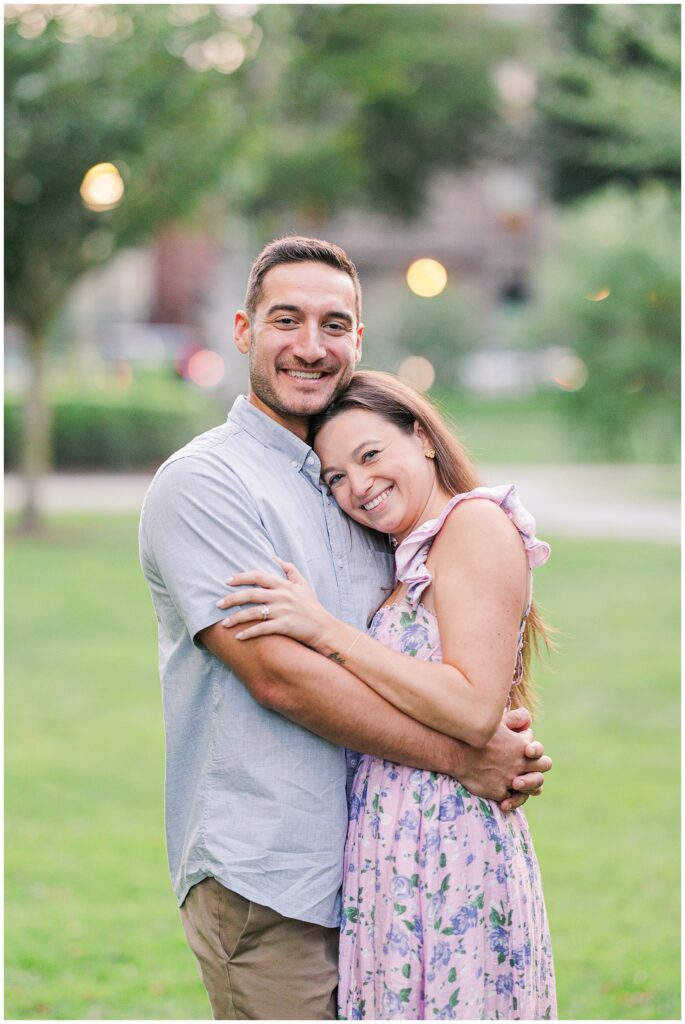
202, 624, 464, 776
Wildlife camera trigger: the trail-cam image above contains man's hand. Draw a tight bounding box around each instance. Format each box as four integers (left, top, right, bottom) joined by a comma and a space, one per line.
453, 707, 552, 812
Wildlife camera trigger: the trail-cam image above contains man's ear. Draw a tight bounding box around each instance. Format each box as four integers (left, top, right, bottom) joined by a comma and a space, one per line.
234, 311, 250, 354
354, 322, 364, 364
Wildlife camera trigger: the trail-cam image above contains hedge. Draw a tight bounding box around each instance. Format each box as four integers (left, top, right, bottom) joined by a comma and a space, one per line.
5, 384, 226, 470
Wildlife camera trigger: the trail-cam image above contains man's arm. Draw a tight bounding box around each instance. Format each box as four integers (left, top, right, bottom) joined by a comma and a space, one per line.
200, 623, 551, 809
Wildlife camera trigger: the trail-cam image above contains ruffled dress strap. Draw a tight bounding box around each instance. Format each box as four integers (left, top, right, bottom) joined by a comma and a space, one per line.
394, 485, 550, 687
395, 484, 550, 607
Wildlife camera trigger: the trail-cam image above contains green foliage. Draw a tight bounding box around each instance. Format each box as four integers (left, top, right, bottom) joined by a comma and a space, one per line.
239, 5, 514, 222
535, 5, 680, 201
4, 518, 680, 1018
514, 184, 680, 459
4, 377, 222, 470
5, 5, 260, 334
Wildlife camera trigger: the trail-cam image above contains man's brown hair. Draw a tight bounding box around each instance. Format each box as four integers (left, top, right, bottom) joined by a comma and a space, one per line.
244, 236, 362, 321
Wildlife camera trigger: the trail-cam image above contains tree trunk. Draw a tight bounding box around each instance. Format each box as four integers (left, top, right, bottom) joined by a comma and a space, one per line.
18, 327, 52, 534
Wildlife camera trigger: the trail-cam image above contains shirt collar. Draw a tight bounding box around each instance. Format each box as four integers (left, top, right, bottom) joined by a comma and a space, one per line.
228, 395, 323, 484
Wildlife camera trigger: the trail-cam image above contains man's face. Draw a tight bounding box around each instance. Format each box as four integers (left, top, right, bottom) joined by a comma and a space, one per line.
234, 261, 363, 435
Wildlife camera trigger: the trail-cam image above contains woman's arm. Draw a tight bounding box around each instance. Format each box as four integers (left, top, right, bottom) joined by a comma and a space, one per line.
219, 500, 529, 748
316, 500, 527, 746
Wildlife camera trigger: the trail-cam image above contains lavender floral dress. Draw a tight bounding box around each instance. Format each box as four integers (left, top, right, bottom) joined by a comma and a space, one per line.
338, 486, 557, 1020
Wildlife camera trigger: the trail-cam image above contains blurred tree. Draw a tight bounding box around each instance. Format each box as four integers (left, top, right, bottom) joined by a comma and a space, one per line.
227, 4, 515, 223
535, 4, 680, 201
516, 184, 679, 459
5, 3, 261, 531
6, 3, 515, 530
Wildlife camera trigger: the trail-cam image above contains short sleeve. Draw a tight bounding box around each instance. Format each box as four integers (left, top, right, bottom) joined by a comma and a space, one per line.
395, 484, 550, 609
140, 456, 283, 647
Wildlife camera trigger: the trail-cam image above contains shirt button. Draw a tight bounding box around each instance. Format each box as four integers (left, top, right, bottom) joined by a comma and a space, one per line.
290, 459, 299, 468
306, 454, 314, 463
337, 559, 344, 569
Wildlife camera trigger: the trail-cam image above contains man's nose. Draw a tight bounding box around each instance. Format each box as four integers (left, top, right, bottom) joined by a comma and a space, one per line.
291, 322, 327, 363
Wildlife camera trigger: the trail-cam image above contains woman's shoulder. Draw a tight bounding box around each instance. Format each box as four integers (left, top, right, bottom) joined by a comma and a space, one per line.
431, 492, 526, 562
429, 485, 550, 568
395, 485, 549, 610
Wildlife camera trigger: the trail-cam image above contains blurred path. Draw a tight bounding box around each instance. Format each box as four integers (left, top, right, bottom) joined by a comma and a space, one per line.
481, 464, 679, 544
4, 465, 680, 543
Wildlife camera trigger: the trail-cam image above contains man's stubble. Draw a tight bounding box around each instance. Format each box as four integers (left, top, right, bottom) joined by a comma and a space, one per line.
248, 346, 356, 423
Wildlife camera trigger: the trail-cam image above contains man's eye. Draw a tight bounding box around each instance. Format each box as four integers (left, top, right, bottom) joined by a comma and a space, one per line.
325, 322, 346, 332
276, 316, 297, 326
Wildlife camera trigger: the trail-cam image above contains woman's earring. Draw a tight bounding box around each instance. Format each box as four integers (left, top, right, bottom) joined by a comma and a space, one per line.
425, 448, 436, 460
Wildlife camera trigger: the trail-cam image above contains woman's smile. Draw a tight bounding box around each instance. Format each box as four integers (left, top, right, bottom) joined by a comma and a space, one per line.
360, 485, 394, 512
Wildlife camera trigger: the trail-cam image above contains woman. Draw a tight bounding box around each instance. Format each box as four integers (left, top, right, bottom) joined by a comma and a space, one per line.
218, 371, 556, 1020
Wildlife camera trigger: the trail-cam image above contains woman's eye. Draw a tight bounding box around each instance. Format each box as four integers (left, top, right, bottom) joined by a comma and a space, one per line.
362, 449, 379, 462
327, 473, 344, 487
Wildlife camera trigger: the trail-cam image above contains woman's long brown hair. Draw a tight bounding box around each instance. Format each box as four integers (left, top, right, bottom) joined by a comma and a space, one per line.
310, 370, 552, 712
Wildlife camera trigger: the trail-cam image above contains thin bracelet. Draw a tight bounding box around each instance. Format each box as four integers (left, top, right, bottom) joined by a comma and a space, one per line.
345, 631, 364, 657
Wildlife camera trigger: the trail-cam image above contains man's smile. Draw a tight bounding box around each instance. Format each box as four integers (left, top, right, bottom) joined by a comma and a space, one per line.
283, 369, 326, 380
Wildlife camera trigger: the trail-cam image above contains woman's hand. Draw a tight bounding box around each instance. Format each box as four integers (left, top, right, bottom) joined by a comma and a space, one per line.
217, 556, 337, 649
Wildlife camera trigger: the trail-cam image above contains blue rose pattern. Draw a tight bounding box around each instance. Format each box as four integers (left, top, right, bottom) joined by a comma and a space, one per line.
399, 622, 430, 655
438, 793, 465, 821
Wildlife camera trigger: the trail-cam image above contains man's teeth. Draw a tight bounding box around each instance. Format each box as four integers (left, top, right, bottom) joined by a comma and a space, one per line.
286, 370, 324, 379
362, 488, 392, 511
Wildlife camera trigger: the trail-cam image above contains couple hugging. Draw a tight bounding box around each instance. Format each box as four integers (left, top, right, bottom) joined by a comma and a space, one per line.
140, 236, 556, 1020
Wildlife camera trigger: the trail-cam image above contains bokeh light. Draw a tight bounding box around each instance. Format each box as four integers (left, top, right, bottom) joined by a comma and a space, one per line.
406, 258, 448, 298
492, 60, 537, 108
551, 353, 589, 391
15, 9, 47, 38
398, 355, 436, 392
80, 163, 125, 212
183, 32, 246, 73
586, 287, 611, 302
186, 349, 225, 388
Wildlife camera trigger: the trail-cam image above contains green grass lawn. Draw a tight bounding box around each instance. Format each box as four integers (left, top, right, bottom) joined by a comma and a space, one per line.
431, 392, 680, 467
5, 516, 680, 1019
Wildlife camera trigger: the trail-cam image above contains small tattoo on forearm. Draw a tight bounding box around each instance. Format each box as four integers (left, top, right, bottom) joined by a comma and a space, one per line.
328, 651, 346, 665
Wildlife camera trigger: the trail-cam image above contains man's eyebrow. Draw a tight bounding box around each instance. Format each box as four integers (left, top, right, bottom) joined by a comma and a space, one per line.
265, 303, 302, 317
264, 304, 354, 324
325, 310, 354, 325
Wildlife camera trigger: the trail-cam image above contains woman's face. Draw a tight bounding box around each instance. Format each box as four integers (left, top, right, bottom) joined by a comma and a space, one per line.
315, 408, 448, 541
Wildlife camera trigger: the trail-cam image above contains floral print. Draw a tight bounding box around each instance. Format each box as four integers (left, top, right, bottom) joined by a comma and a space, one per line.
338, 488, 556, 1020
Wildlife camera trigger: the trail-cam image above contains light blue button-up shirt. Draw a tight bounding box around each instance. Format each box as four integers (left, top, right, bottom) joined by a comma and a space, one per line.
139, 396, 393, 926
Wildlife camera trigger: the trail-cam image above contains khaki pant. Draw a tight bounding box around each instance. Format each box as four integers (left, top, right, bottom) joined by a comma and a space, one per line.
180, 877, 339, 1020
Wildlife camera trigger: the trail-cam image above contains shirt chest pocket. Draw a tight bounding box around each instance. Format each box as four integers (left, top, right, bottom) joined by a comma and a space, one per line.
339, 548, 395, 620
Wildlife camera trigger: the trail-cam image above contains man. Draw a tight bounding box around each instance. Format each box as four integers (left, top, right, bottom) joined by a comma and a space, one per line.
139, 237, 551, 1020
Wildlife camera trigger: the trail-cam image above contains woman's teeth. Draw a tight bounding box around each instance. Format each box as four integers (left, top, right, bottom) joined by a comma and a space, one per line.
362, 487, 392, 511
